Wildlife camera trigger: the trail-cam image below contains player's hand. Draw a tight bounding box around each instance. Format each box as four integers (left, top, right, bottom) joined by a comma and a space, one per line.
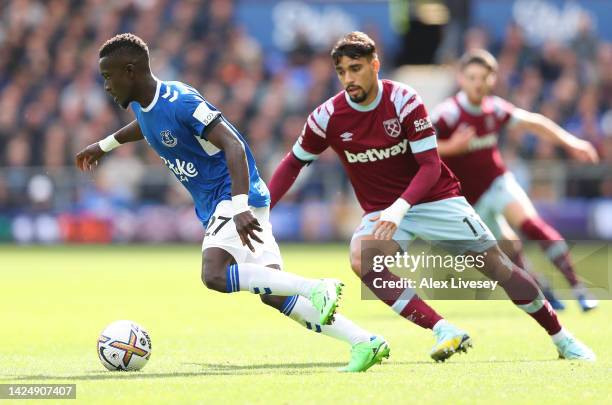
567, 138, 599, 164
370, 215, 398, 240
233, 210, 263, 252
75, 143, 105, 171
369, 198, 411, 240
449, 124, 476, 154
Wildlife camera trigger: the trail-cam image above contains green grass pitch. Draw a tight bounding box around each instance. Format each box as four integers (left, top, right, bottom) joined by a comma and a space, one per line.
0, 244, 610, 404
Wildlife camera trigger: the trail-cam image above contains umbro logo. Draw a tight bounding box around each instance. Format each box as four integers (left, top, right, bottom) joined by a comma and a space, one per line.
340, 132, 353, 142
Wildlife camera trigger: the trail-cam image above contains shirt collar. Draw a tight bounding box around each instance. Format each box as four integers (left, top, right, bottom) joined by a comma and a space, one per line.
457, 91, 483, 115
345, 80, 383, 112
141, 78, 161, 112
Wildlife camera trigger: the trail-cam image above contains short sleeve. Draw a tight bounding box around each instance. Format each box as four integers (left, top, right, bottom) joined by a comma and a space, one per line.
178, 94, 222, 139
292, 121, 329, 162
492, 96, 516, 128
402, 96, 438, 154
430, 105, 450, 139
429, 99, 460, 140
390, 83, 437, 154
291, 102, 332, 162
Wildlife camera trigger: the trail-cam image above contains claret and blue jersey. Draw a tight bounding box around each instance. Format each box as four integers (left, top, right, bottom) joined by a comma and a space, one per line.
130, 79, 270, 224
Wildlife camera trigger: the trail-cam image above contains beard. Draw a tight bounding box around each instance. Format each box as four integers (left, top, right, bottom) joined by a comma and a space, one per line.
347, 86, 368, 103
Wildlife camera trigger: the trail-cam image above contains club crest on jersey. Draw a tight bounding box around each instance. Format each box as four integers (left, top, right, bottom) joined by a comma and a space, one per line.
160, 130, 177, 147
383, 118, 401, 138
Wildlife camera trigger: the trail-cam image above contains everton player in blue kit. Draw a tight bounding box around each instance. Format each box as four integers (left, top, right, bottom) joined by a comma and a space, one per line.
76, 33, 390, 372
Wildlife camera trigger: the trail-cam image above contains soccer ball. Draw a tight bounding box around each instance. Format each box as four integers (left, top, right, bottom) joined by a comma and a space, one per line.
97, 320, 152, 371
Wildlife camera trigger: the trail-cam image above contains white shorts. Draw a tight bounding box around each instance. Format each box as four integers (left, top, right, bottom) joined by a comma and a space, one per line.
352, 196, 496, 254
474, 172, 532, 239
201, 200, 282, 267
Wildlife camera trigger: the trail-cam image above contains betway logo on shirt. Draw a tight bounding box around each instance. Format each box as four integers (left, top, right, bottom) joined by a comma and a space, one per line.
468, 133, 498, 151
344, 139, 409, 163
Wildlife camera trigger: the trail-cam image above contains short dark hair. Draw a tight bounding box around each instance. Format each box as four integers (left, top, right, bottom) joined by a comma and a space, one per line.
459, 49, 498, 73
331, 31, 376, 64
99, 33, 149, 60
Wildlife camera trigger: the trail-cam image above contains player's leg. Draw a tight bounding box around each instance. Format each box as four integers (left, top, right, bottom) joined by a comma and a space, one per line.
350, 221, 471, 362
500, 174, 597, 311
475, 176, 563, 308
470, 245, 595, 360
350, 234, 443, 329
482, 203, 565, 310
408, 196, 594, 360
259, 285, 390, 372
259, 283, 374, 347
201, 247, 340, 317
496, 217, 564, 310
477, 204, 529, 274
243, 206, 390, 372
201, 201, 342, 325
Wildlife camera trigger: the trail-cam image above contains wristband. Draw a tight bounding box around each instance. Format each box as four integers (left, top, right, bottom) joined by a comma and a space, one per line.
380, 198, 411, 226
232, 194, 250, 215
99, 135, 121, 152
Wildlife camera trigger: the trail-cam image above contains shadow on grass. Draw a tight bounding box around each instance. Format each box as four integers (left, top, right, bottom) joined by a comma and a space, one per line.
9, 370, 235, 381
186, 362, 347, 370
4, 358, 559, 381
6, 361, 344, 381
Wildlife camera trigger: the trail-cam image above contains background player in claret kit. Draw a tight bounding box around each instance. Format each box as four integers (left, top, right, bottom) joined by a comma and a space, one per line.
75, 33, 390, 373
433, 49, 599, 312
269, 31, 596, 361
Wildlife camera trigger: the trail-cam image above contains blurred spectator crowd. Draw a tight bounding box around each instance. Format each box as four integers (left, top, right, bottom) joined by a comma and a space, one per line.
0, 0, 611, 242
0, 0, 346, 212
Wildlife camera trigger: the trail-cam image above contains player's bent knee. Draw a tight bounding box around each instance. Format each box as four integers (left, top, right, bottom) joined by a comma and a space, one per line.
352, 246, 387, 279
477, 245, 514, 282
350, 236, 372, 277
201, 260, 227, 292
202, 270, 226, 292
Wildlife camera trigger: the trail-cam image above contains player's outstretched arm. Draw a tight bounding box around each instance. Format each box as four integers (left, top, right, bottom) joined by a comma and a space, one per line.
268, 153, 308, 209
512, 111, 599, 163
207, 122, 263, 252
75, 120, 144, 171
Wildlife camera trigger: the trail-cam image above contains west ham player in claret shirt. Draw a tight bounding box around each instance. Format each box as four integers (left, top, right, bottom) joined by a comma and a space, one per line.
433, 49, 599, 311
269, 32, 595, 361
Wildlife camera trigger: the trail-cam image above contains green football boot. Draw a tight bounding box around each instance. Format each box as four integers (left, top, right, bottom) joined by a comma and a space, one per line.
339, 336, 391, 372
309, 279, 343, 325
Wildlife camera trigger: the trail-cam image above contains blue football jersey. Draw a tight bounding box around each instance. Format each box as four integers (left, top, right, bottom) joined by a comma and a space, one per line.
130, 80, 270, 225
